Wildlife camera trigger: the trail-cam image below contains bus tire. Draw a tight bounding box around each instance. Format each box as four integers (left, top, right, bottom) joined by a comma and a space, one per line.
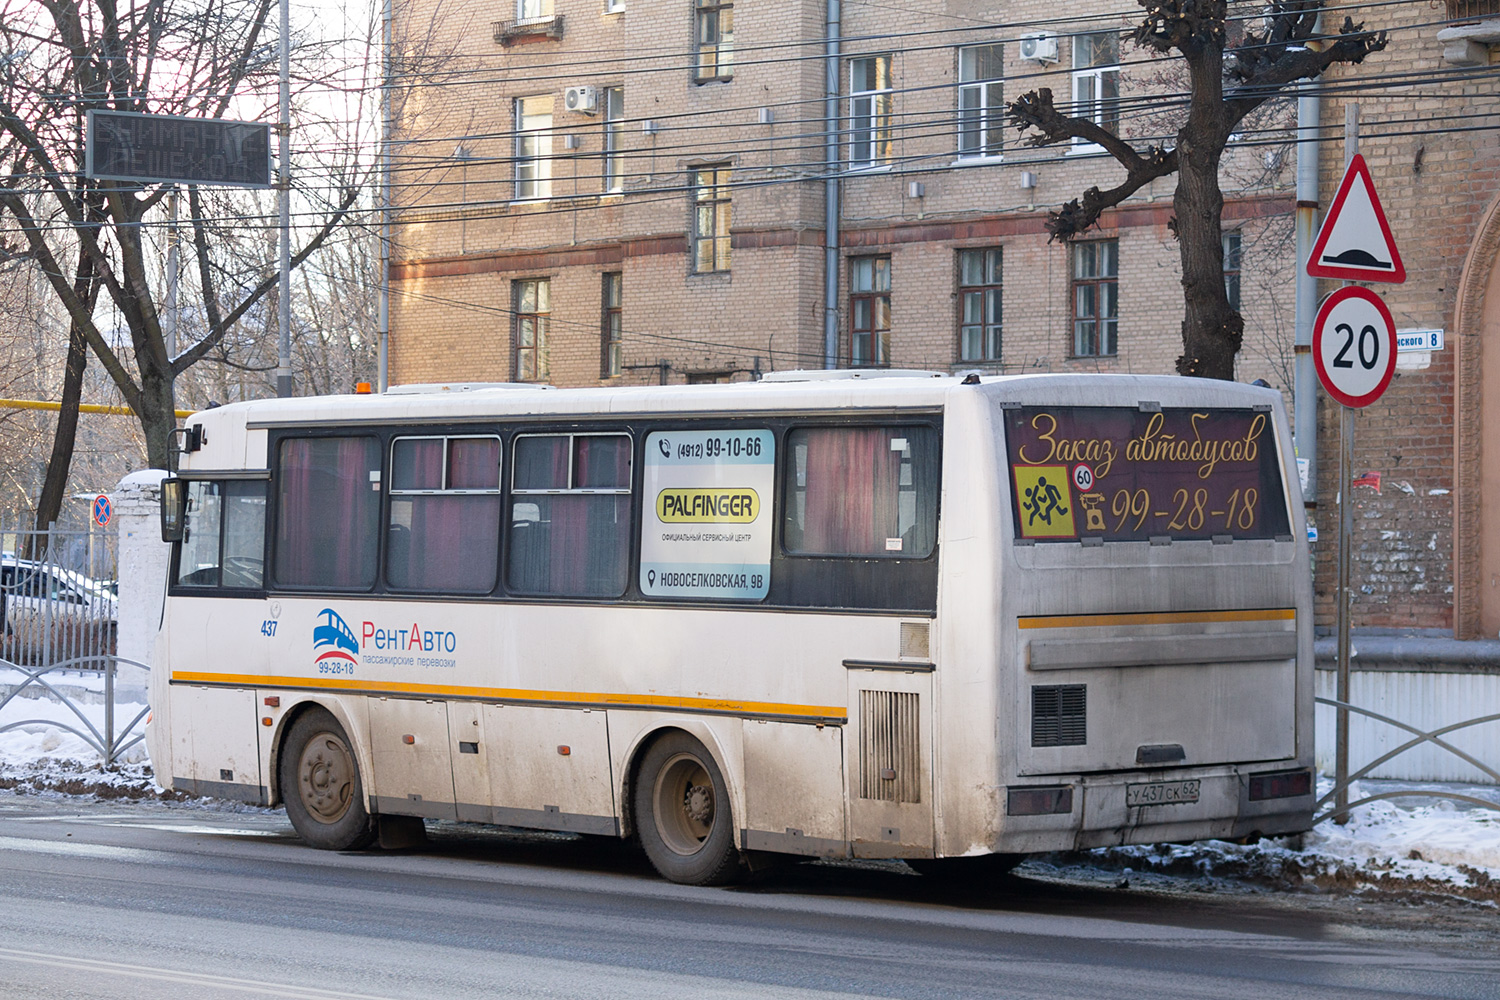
279, 707, 377, 851
907, 854, 1026, 882
634, 732, 743, 886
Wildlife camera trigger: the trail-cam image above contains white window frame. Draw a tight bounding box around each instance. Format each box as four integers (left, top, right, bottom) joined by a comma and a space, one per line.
517, 0, 553, 24
514, 95, 552, 202
956, 44, 1004, 161
1070, 32, 1120, 155
602, 86, 624, 194
605, 0, 625, 12
848, 54, 893, 171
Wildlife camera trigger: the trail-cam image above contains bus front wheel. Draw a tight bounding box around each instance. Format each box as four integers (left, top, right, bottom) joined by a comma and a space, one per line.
279, 707, 377, 851
634, 732, 743, 886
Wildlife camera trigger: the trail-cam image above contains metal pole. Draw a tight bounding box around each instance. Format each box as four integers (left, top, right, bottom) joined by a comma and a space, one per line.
1334, 103, 1358, 825
165, 189, 179, 360
275, 0, 293, 398
378, 0, 392, 393
1293, 81, 1320, 504
822, 0, 841, 369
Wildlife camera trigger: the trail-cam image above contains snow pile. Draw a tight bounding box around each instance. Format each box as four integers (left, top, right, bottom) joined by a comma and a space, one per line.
1060, 779, 1500, 903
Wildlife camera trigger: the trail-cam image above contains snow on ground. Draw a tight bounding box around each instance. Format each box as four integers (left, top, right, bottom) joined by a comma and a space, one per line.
3, 669, 1498, 900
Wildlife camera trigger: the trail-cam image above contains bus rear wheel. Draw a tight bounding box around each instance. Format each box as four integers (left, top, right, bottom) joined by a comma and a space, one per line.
279, 707, 376, 851
634, 732, 743, 886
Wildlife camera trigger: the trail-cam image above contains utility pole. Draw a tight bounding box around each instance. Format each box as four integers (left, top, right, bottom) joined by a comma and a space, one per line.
275, 0, 293, 398
379, 0, 393, 393
1334, 103, 1358, 826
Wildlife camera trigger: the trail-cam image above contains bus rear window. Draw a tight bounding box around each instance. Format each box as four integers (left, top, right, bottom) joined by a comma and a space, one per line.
1003, 406, 1292, 543
783, 426, 939, 558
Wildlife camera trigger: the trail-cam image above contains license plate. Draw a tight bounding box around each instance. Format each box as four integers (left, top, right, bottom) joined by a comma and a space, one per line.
1126, 779, 1200, 807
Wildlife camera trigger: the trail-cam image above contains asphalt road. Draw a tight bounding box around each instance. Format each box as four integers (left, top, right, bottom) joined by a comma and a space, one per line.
0, 793, 1496, 1000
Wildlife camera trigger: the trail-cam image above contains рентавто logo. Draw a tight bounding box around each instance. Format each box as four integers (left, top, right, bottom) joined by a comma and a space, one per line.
313, 608, 359, 671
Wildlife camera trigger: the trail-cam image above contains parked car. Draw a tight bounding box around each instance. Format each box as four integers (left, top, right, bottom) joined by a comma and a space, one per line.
0, 555, 117, 665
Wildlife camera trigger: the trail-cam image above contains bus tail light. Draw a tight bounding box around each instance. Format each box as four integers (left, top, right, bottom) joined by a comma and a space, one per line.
1248, 769, 1312, 801
1007, 786, 1073, 816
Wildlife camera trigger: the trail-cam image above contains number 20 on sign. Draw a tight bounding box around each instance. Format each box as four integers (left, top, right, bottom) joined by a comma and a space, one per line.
1312, 285, 1397, 409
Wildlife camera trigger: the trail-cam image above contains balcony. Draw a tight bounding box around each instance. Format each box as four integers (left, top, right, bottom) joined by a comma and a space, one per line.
1446, 0, 1500, 19
493, 14, 564, 46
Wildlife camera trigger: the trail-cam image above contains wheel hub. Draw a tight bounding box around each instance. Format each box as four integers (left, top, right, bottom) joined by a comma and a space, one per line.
299, 734, 354, 823
684, 784, 714, 826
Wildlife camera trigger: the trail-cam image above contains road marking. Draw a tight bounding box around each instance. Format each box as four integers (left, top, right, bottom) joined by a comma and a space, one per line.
0, 946, 403, 1000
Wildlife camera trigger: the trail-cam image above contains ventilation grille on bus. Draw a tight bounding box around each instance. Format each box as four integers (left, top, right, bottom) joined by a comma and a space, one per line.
899, 621, 930, 660
859, 690, 921, 803
1031, 684, 1087, 747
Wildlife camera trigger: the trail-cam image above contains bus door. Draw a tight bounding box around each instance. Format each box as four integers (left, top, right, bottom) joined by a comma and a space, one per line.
845, 667, 933, 857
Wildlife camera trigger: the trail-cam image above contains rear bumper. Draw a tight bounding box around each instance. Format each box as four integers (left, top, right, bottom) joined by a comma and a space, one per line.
993, 763, 1314, 854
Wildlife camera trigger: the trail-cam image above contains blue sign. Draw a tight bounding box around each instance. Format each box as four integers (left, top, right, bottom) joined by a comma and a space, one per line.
92, 494, 112, 527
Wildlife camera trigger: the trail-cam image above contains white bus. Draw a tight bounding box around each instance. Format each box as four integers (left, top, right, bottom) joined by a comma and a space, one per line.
147, 372, 1314, 885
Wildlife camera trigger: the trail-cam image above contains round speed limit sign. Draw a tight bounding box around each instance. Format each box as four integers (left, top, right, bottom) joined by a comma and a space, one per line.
1313, 286, 1397, 408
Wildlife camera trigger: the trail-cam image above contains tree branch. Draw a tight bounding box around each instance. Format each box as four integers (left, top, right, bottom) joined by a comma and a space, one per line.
174, 184, 362, 374
1226, 15, 1387, 127
1006, 88, 1178, 240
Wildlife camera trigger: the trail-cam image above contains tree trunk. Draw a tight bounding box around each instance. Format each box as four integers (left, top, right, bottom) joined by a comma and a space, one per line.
32, 322, 89, 539
1173, 38, 1242, 381
137, 370, 179, 472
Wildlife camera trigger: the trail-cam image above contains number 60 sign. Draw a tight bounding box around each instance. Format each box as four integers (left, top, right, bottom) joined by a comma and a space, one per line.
1313, 285, 1397, 409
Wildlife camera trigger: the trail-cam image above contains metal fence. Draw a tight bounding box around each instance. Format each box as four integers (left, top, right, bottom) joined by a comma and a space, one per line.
0, 652, 148, 766
0, 523, 118, 669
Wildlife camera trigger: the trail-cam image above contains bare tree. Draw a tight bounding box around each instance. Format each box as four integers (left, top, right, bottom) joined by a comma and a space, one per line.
0, 0, 362, 492
1007, 1, 1386, 379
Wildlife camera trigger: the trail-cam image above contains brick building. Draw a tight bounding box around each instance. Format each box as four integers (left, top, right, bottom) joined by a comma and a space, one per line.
1307, 1, 1500, 638
386, 0, 1296, 389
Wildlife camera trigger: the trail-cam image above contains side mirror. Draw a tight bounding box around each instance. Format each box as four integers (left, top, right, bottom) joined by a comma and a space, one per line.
160, 478, 186, 542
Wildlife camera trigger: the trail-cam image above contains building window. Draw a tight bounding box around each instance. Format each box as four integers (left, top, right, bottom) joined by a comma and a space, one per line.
602, 86, 624, 193
1073, 240, 1118, 357
387, 436, 502, 594
692, 165, 731, 273
849, 255, 891, 366
695, 0, 733, 81
783, 425, 940, 558
517, 0, 553, 20
515, 95, 552, 201
602, 272, 623, 377
515, 278, 551, 380
273, 437, 381, 590
509, 433, 633, 597
849, 55, 893, 169
958, 44, 1003, 158
605, 0, 625, 12
1071, 33, 1119, 148
958, 248, 1002, 362
1223, 231, 1242, 311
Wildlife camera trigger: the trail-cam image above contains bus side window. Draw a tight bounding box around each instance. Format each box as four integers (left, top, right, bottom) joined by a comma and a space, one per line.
273, 436, 381, 590
386, 436, 502, 594
782, 426, 939, 558
176, 481, 223, 587
508, 433, 632, 597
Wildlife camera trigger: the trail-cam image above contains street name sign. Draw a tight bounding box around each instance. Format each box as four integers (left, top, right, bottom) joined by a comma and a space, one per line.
1395, 328, 1444, 353
1313, 285, 1397, 408
1307, 153, 1405, 284
86, 110, 273, 188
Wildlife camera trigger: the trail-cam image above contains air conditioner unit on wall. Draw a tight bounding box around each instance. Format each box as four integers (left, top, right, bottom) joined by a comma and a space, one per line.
1019, 33, 1059, 63
564, 85, 599, 115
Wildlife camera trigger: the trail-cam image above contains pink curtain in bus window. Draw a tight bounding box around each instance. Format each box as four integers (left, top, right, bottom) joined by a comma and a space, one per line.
399, 439, 499, 592
277, 437, 377, 587
547, 437, 625, 594
802, 428, 900, 555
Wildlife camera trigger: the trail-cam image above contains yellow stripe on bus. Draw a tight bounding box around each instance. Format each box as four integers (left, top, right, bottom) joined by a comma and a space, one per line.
1017, 608, 1296, 630
170, 671, 846, 721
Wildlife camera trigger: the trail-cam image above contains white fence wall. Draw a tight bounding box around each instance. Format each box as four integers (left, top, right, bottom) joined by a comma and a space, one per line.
1315, 668, 1500, 784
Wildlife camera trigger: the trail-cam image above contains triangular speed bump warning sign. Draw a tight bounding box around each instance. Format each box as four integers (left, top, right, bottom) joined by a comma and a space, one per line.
1307, 153, 1405, 283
